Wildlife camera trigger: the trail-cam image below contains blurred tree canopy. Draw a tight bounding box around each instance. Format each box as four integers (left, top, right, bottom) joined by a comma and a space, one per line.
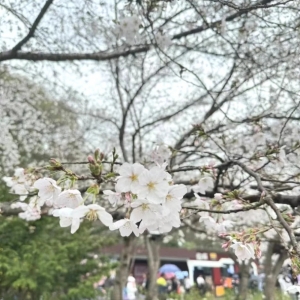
0, 67, 86, 174
0, 214, 117, 300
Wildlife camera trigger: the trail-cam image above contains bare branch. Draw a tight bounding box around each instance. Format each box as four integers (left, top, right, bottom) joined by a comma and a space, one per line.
12, 0, 54, 52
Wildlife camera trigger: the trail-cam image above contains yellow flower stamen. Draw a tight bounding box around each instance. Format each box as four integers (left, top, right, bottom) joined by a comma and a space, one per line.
86, 210, 98, 221
130, 174, 138, 181
147, 182, 155, 190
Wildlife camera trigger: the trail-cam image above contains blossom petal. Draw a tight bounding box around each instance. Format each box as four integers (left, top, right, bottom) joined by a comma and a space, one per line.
97, 211, 113, 226
118, 163, 132, 176
71, 218, 80, 234
60, 217, 72, 227
115, 177, 132, 193
119, 225, 133, 237
87, 204, 104, 211
169, 184, 187, 199
109, 219, 127, 230
130, 207, 143, 223
72, 206, 90, 218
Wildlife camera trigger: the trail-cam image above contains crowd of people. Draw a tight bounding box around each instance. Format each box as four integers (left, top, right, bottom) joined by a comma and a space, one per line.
93, 265, 300, 299
121, 272, 193, 299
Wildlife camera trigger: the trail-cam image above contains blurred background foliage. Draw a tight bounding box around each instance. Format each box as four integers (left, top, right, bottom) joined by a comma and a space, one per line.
0, 209, 117, 299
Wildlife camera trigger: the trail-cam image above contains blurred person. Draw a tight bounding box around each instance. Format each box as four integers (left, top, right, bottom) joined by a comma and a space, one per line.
232, 273, 240, 294
126, 274, 137, 300
169, 276, 179, 294
183, 275, 191, 294
257, 270, 265, 292
157, 273, 168, 297
278, 273, 293, 296
197, 274, 206, 296
142, 272, 149, 291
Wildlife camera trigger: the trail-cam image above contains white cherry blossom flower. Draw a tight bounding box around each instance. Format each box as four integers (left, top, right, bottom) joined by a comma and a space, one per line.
116, 14, 141, 44
164, 184, 187, 212
3, 168, 34, 201
109, 218, 139, 237
193, 193, 210, 217
143, 211, 181, 234
28, 195, 44, 208
53, 207, 80, 234
150, 144, 172, 165
33, 178, 61, 206
230, 242, 255, 260
13, 184, 29, 201
193, 175, 214, 194
72, 204, 113, 226
3, 176, 15, 187
155, 32, 172, 49
215, 220, 234, 233
103, 190, 123, 207
130, 200, 161, 225
3, 168, 26, 187
214, 193, 223, 201
19, 206, 41, 221
135, 167, 169, 203
199, 215, 216, 227
115, 163, 145, 194
11, 202, 28, 210
56, 189, 82, 208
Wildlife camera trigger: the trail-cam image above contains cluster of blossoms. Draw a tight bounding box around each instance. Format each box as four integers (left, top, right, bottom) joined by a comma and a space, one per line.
107, 162, 187, 236
221, 233, 261, 261
115, 14, 141, 45
114, 13, 172, 49
2, 145, 269, 262
3, 168, 33, 201
3, 145, 186, 238
3, 168, 43, 221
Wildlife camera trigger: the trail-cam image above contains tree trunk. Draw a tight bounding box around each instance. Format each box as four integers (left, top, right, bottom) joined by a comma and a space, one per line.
111, 235, 136, 300
145, 234, 162, 300
263, 242, 287, 300
264, 276, 277, 300
236, 261, 250, 300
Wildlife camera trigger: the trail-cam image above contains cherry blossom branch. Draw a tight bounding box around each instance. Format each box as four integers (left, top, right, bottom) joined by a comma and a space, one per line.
278, 101, 300, 144
182, 201, 264, 214
0, 46, 151, 62
232, 160, 300, 256
204, 0, 292, 11
173, 0, 275, 39
0, 0, 281, 63
12, 0, 54, 52
60, 160, 122, 165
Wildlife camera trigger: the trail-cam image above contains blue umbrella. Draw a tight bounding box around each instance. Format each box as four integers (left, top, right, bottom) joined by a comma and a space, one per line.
175, 271, 185, 280
159, 264, 181, 273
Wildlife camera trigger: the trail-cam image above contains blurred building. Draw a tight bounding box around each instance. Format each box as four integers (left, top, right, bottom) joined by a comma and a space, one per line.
103, 245, 238, 286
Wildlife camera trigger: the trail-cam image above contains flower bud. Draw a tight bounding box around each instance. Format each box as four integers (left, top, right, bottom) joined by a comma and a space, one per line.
89, 164, 102, 176
99, 152, 105, 161
87, 184, 100, 195
221, 240, 231, 251
47, 158, 63, 171
94, 148, 100, 161
88, 155, 95, 165
283, 213, 295, 224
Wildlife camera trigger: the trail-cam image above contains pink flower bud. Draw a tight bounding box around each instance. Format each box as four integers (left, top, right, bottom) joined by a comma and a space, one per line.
221, 240, 231, 251
88, 155, 95, 165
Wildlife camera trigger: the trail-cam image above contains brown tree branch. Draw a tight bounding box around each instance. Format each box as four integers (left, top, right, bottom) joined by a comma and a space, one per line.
12, 0, 54, 52
0, 0, 281, 63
